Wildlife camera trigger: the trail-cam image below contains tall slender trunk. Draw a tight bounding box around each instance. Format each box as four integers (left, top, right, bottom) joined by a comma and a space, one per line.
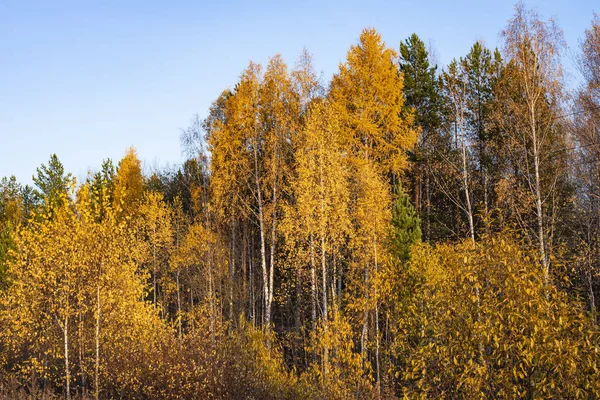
319, 150, 329, 373
295, 260, 302, 365
332, 250, 337, 307
461, 128, 480, 356
174, 222, 182, 341
484, 170, 489, 234
230, 220, 236, 323
64, 313, 70, 400
153, 231, 157, 308
321, 234, 328, 377
190, 288, 195, 331
176, 269, 182, 340
360, 265, 369, 370
254, 148, 270, 329
310, 234, 317, 330
426, 170, 431, 243
242, 224, 247, 320
78, 309, 85, 395
249, 231, 255, 324
416, 160, 422, 217
461, 130, 475, 244
531, 108, 548, 281
336, 252, 342, 309
457, 85, 475, 244
588, 250, 597, 321
588, 170, 600, 322
268, 180, 277, 329
208, 258, 215, 345
95, 283, 100, 400
373, 232, 381, 399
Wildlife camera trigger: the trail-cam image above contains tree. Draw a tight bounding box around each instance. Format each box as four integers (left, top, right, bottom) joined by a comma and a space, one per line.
137, 191, 173, 310
347, 158, 391, 395
169, 197, 188, 340
390, 184, 421, 260
330, 28, 417, 394
495, 3, 568, 282
258, 54, 299, 331
207, 64, 264, 327
572, 13, 600, 317
331, 28, 418, 180
0, 180, 175, 399
0, 176, 26, 289
207, 56, 300, 331
173, 221, 225, 344
0, 190, 84, 399
463, 42, 502, 232
399, 34, 444, 241
113, 147, 144, 216
302, 306, 373, 399
32, 154, 74, 210
86, 159, 116, 222
442, 58, 477, 244
281, 100, 352, 374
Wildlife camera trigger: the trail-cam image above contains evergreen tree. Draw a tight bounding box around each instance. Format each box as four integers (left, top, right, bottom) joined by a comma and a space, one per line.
390, 185, 421, 260
462, 42, 502, 232
399, 33, 442, 134
32, 154, 74, 210
0, 176, 25, 289
399, 33, 445, 242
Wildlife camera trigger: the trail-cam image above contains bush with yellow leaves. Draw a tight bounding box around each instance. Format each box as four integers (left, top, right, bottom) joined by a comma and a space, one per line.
393, 234, 600, 399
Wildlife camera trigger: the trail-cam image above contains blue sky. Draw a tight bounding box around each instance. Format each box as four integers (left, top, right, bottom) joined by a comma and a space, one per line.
0, 0, 597, 185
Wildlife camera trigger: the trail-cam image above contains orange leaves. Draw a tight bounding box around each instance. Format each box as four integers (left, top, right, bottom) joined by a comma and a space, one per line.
290, 101, 351, 249
331, 28, 418, 177
112, 147, 144, 217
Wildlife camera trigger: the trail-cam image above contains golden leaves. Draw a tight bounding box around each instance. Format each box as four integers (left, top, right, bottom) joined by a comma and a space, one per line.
331, 28, 418, 177
394, 234, 600, 398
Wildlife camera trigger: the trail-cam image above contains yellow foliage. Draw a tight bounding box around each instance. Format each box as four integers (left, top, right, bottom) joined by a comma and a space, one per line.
112, 147, 144, 216
393, 234, 600, 399
303, 307, 374, 399
331, 28, 417, 176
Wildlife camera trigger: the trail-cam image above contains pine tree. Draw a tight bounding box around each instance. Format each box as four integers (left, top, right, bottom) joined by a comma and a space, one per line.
462, 42, 502, 233
0, 176, 26, 290
390, 185, 421, 260
32, 154, 74, 210
399, 33, 443, 242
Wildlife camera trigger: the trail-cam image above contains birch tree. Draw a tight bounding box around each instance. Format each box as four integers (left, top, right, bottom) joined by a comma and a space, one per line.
496, 3, 567, 281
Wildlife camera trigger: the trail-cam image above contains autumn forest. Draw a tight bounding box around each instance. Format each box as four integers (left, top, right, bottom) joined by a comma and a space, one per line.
2, 3, 600, 399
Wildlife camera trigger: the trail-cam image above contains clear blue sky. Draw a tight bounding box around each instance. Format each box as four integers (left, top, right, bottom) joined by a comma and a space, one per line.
0, 0, 597, 185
